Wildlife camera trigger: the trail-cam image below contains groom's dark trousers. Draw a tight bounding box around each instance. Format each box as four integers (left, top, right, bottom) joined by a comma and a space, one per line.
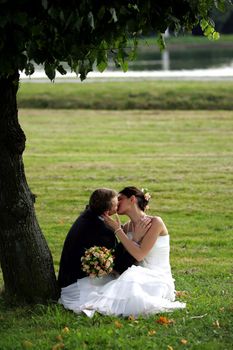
58, 208, 135, 288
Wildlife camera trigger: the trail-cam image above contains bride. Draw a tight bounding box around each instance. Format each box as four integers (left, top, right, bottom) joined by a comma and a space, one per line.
60, 186, 186, 317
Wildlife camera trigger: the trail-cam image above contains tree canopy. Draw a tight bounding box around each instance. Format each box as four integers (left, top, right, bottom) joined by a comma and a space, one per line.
0, 0, 231, 81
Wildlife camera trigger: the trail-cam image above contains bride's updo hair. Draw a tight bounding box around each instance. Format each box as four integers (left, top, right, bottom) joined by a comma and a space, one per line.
119, 186, 149, 212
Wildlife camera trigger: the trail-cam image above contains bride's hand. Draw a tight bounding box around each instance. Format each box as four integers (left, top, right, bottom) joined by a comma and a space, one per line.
102, 213, 121, 232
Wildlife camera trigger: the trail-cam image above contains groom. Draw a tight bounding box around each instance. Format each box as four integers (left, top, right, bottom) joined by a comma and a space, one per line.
58, 188, 135, 288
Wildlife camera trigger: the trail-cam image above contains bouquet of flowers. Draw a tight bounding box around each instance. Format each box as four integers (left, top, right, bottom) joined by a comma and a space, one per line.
81, 246, 114, 278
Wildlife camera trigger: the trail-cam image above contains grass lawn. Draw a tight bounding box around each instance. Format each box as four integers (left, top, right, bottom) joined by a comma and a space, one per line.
0, 108, 232, 349
18, 81, 233, 110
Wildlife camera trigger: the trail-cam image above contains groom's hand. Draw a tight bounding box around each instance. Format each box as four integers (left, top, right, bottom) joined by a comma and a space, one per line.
102, 213, 121, 233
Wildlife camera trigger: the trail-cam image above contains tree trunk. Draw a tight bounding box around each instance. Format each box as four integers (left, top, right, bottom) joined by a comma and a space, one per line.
0, 72, 59, 303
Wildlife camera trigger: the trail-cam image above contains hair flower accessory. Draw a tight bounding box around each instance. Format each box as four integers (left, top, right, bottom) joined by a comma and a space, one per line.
81, 246, 114, 278
141, 188, 151, 201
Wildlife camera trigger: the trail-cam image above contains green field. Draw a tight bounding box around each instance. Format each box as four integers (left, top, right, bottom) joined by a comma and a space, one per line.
0, 105, 232, 349
18, 81, 233, 110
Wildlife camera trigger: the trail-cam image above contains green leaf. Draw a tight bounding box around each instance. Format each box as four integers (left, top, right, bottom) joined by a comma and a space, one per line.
44, 62, 56, 81
78, 59, 93, 81
200, 19, 208, 31
214, 0, 226, 12
116, 46, 129, 72
97, 41, 108, 72
204, 25, 214, 36
57, 65, 67, 75
97, 59, 107, 73
213, 31, 220, 40
157, 33, 166, 51
128, 47, 137, 61
207, 30, 220, 41
113, 57, 120, 68
120, 60, 128, 72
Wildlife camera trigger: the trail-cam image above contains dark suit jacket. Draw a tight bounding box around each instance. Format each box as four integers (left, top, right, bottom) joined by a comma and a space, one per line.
58, 208, 135, 288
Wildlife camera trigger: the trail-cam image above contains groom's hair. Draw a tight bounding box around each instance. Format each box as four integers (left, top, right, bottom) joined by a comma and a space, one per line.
89, 188, 117, 216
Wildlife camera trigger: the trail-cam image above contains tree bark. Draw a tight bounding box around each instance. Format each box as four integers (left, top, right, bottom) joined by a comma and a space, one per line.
0, 72, 59, 303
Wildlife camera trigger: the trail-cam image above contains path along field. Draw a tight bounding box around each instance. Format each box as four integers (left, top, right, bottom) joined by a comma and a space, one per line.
0, 108, 232, 350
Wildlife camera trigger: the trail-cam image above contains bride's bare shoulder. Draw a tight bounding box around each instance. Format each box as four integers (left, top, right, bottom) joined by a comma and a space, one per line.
149, 215, 163, 224
150, 216, 168, 234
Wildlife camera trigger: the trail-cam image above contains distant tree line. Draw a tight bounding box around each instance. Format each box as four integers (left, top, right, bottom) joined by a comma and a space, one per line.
214, 8, 233, 33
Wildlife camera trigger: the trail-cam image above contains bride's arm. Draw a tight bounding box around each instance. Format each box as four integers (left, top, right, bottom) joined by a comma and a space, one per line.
103, 215, 164, 261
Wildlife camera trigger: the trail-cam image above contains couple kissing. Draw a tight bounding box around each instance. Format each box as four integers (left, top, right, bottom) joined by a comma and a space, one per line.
58, 187, 185, 317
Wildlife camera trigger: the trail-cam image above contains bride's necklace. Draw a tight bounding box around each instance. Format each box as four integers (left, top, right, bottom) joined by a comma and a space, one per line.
131, 214, 147, 229
130, 215, 148, 242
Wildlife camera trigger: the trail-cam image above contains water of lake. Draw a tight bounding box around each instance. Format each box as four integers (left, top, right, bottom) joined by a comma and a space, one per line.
126, 44, 233, 71
20, 43, 233, 81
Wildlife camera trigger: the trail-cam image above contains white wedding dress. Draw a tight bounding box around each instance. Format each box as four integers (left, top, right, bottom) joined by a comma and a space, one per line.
59, 234, 186, 317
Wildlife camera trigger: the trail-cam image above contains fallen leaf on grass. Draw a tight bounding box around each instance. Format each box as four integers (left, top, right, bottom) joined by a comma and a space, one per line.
22, 340, 33, 349
180, 338, 188, 345
128, 315, 136, 321
156, 316, 175, 325
61, 326, 70, 334
167, 346, 174, 350
52, 343, 65, 350
176, 290, 188, 297
213, 320, 220, 328
148, 330, 156, 336
127, 315, 139, 324
55, 335, 63, 342
114, 320, 123, 328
